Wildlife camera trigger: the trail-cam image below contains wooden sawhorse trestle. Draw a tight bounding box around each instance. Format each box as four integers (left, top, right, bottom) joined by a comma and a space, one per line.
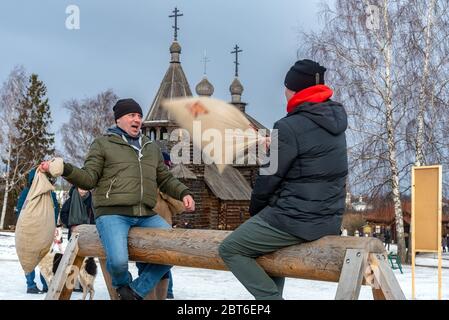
45, 225, 406, 300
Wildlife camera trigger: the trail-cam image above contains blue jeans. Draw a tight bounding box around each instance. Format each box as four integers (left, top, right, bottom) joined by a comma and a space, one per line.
95, 214, 172, 298
136, 265, 172, 280
136, 266, 173, 296
25, 269, 48, 290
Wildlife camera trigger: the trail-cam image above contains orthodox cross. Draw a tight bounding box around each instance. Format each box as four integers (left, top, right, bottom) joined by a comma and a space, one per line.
201, 50, 210, 75
231, 44, 243, 77
169, 7, 183, 41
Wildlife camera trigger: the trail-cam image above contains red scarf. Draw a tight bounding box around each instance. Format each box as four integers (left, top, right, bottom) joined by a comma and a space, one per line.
287, 85, 333, 113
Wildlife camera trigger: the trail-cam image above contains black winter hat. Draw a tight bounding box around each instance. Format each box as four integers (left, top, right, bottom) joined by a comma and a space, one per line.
113, 98, 143, 121
284, 59, 327, 92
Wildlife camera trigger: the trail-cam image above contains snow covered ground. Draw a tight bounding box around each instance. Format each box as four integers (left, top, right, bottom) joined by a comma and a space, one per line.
1, 231, 448, 300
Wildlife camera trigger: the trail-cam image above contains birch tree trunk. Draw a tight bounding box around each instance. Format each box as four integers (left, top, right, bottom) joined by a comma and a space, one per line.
382, 0, 406, 263
0, 143, 12, 229
415, 0, 436, 166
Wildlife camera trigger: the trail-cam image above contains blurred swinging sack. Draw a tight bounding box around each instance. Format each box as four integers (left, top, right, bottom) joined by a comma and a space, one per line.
15, 169, 56, 273
162, 97, 267, 173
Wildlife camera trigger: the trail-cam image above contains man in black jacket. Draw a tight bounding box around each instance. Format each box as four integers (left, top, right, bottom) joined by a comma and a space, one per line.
60, 186, 95, 240
219, 59, 348, 300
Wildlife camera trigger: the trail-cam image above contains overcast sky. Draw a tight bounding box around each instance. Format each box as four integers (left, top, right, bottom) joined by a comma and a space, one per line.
0, 0, 325, 150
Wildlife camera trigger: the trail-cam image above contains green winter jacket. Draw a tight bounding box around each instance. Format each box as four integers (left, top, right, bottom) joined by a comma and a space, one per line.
62, 133, 190, 218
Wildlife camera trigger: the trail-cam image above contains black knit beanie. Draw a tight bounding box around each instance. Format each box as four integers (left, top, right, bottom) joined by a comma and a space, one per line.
284, 59, 327, 92
113, 99, 143, 121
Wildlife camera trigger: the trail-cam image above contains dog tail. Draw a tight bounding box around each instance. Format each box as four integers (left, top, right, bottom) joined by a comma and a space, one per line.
52, 253, 63, 274
85, 257, 97, 277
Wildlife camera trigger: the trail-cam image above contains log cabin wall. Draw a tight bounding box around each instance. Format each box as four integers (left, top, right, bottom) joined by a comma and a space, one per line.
219, 200, 250, 230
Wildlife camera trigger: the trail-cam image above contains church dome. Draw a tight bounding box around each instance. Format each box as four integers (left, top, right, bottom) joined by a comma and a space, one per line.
195, 76, 214, 97
170, 41, 182, 54
230, 77, 244, 95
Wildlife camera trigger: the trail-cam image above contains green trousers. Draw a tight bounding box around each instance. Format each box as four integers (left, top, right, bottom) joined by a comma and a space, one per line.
218, 214, 305, 300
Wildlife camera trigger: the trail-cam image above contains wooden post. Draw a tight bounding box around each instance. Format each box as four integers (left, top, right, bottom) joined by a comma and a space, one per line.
98, 258, 119, 300
372, 288, 386, 300
45, 234, 83, 300
335, 249, 367, 300
59, 255, 84, 300
369, 253, 406, 300
364, 260, 386, 300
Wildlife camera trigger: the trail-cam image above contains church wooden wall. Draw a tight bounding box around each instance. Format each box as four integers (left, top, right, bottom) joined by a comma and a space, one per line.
235, 166, 258, 188
173, 181, 250, 231
173, 178, 210, 229
217, 200, 250, 230
205, 190, 220, 230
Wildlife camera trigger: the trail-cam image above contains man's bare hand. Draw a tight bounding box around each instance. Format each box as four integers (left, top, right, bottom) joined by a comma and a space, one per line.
39, 161, 51, 173
183, 195, 195, 212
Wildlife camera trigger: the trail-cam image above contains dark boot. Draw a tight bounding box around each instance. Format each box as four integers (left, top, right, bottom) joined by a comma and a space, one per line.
116, 285, 142, 300
166, 292, 174, 299
27, 287, 43, 294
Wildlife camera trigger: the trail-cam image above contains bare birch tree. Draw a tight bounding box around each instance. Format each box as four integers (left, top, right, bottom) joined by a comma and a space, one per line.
300, 0, 449, 261
60, 89, 117, 166
0, 66, 27, 229
399, 0, 449, 169
414, 0, 436, 166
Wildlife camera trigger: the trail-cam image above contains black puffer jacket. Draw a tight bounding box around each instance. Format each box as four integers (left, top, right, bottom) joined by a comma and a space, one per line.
251, 100, 348, 241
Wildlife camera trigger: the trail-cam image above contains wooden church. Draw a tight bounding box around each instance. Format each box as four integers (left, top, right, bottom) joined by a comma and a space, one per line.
141, 8, 267, 230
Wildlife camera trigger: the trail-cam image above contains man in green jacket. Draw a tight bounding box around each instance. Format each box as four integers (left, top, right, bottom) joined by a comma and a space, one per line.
40, 98, 195, 300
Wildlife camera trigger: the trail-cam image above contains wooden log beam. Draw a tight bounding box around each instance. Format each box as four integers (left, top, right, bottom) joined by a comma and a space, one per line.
73, 225, 386, 283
